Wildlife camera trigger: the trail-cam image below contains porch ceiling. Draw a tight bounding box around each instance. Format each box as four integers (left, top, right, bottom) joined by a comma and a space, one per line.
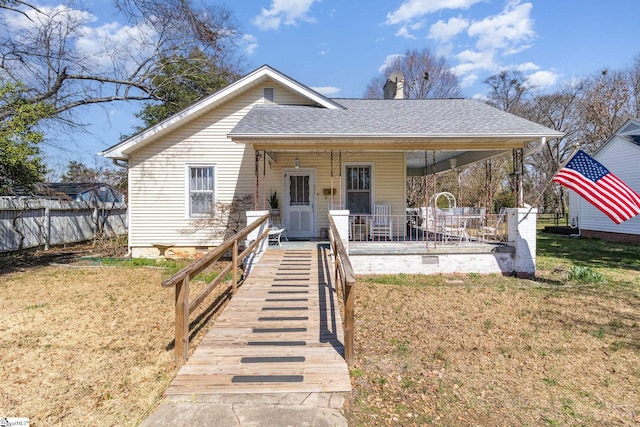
232, 135, 543, 176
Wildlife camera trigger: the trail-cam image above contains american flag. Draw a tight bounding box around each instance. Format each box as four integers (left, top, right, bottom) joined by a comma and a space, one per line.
553, 150, 640, 224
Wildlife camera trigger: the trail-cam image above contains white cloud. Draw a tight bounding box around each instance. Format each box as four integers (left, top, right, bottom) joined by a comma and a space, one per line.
453, 49, 496, 76
311, 86, 340, 96
378, 54, 404, 73
471, 91, 489, 101
428, 16, 469, 55
386, 0, 482, 25
2, 4, 156, 74
517, 62, 540, 72
467, 2, 535, 55
242, 34, 258, 55
461, 74, 479, 88
395, 25, 417, 39
77, 20, 156, 70
428, 17, 469, 43
252, 0, 320, 31
3, 4, 97, 31
526, 70, 560, 88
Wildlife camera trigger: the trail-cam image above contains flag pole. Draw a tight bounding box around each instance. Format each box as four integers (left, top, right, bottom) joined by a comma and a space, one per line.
522, 142, 580, 221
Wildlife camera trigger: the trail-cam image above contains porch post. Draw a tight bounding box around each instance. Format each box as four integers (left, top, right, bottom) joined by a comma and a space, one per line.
507, 207, 537, 279
254, 151, 260, 210
329, 209, 350, 253
246, 210, 270, 254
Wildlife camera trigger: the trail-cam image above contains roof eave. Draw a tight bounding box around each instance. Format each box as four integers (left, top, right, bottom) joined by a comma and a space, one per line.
229, 132, 562, 140
100, 65, 344, 159
229, 133, 562, 151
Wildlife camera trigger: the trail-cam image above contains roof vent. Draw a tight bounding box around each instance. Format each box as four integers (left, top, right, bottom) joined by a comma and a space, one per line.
383, 71, 404, 100
263, 87, 274, 103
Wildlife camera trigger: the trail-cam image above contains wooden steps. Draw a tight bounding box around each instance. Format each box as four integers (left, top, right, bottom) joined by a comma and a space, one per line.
164, 246, 351, 396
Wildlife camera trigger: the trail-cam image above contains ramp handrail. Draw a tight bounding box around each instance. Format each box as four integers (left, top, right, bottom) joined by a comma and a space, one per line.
162, 213, 270, 365
328, 214, 356, 367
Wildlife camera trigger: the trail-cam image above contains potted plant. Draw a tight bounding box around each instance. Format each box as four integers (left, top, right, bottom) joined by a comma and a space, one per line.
268, 191, 280, 216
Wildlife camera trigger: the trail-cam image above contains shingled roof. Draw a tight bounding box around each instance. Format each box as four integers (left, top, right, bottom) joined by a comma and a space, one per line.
229, 98, 563, 139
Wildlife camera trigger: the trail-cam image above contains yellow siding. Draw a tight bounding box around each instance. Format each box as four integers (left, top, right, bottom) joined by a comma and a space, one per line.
128, 81, 318, 251
127, 77, 406, 252
260, 151, 406, 237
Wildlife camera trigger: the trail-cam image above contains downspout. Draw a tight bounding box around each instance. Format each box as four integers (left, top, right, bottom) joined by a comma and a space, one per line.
112, 159, 128, 168
111, 158, 132, 257
570, 198, 581, 238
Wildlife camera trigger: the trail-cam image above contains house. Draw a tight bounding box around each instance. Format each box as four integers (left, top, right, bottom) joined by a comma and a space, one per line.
569, 119, 640, 243
10, 182, 125, 203
101, 65, 562, 275
41, 182, 125, 203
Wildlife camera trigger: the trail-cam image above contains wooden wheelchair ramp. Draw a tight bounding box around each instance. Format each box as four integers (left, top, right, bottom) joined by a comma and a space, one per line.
164, 246, 352, 396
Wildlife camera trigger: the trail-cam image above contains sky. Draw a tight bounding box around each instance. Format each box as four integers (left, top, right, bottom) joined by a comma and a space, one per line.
7, 0, 640, 174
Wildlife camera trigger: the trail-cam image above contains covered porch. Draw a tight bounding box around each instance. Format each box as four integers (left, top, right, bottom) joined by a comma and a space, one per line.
240, 144, 526, 242
241, 143, 539, 278
231, 97, 562, 278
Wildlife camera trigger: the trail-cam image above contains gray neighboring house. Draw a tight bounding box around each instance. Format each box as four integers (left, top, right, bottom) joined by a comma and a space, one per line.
35, 182, 125, 203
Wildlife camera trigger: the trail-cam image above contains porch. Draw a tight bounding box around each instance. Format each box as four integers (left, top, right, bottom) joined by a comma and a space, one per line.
249, 206, 538, 278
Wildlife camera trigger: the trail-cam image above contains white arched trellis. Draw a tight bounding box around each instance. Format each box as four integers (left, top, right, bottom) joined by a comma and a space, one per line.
428, 191, 457, 210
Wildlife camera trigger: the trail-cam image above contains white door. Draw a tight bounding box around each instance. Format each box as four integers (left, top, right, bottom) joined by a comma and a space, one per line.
284, 169, 315, 238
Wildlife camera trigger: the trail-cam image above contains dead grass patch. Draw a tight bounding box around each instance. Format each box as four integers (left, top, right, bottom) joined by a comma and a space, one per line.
0, 248, 231, 426
345, 272, 640, 425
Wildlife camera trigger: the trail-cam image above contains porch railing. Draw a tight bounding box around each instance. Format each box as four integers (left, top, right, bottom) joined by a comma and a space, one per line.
162, 213, 271, 365
328, 214, 356, 367
348, 211, 507, 243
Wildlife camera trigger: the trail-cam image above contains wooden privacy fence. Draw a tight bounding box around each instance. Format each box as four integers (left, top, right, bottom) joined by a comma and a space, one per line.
162, 213, 270, 366
328, 214, 356, 367
0, 198, 127, 253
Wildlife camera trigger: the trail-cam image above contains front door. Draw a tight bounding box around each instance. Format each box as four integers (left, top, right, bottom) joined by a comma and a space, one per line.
284, 169, 315, 238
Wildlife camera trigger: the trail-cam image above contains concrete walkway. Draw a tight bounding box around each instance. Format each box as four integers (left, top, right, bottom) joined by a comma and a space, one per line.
141, 392, 348, 426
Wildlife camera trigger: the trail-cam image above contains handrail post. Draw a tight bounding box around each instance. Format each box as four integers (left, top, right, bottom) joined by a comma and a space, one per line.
232, 240, 238, 294
344, 283, 354, 367
175, 276, 189, 365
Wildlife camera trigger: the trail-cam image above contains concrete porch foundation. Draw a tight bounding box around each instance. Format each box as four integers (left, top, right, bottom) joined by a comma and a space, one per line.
348, 243, 515, 275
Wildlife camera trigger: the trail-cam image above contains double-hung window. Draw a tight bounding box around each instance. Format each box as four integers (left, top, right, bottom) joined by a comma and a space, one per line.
189, 166, 215, 216
346, 165, 371, 214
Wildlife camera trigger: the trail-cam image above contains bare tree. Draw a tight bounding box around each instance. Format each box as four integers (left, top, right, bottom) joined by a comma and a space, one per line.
484, 70, 531, 115
0, 0, 41, 18
183, 194, 253, 242
0, 0, 243, 129
365, 49, 461, 208
364, 48, 461, 99
578, 69, 633, 150
520, 84, 583, 214
627, 55, 640, 118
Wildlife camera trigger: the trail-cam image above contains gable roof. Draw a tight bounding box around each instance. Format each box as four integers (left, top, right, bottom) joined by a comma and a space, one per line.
618, 118, 640, 147
616, 118, 640, 137
622, 134, 640, 147
101, 64, 564, 159
101, 65, 342, 160
593, 118, 640, 158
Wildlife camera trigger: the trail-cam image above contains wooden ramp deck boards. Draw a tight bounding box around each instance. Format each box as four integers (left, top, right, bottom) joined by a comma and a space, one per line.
165, 246, 352, 396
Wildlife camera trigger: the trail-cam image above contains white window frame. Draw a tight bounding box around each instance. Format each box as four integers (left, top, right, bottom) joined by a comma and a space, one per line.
186, 164, 216, 218
343, 163, 375, 215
